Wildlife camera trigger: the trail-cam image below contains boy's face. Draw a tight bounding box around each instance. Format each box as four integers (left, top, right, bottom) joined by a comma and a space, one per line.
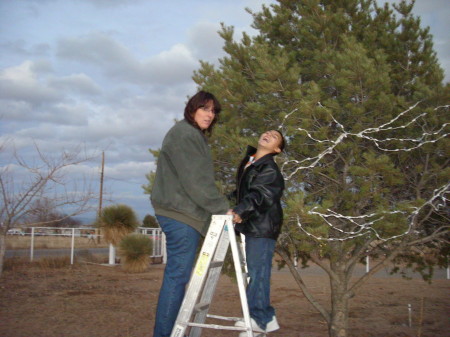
258, 130, 282, 154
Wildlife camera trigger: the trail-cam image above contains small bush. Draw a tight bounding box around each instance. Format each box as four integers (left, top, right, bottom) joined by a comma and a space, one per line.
119, 234, 153, 273
97, 204, 139, 245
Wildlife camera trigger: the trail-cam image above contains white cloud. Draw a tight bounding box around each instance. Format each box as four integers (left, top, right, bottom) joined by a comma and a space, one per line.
0, 60, 58, 104
80, 0, 146, 8
48, 73, 101, 96
187, 22, 225, 63
0, 88, 90, 128
57, 33, 133, 66
57, 33, 198, 87
105, 161, 154, 180
140, 44, 198, 85
0, 100, 33, 122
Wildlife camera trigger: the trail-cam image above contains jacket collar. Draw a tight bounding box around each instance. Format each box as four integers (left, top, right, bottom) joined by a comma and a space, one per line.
245, 145, 257, 156
244, 145, 276, 167
181, 119, 208, 140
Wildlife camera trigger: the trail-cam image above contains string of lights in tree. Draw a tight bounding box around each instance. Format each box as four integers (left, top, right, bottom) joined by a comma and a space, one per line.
280, 103, 449, 242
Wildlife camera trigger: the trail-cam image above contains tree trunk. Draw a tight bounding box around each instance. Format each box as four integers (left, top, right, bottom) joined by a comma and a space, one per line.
329, 260, 350, 337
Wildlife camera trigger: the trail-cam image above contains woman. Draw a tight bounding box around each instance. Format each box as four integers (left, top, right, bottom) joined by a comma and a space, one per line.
151, 91, 230, 337
229, 130, 286, 335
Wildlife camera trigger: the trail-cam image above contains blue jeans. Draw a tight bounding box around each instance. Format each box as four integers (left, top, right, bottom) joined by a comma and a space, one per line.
153, 215, 201, 337
245, 236, 276, 330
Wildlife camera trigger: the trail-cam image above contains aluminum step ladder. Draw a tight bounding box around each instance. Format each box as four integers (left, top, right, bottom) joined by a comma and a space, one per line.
170, 214, 265, 337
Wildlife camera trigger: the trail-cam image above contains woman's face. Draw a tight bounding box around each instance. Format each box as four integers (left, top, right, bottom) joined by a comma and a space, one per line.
193, 101, 215, 130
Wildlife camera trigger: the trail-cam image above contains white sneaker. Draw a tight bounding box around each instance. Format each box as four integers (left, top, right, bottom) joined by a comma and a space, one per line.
235, 316, 279, 334
235, 317, 265, 332
265, 316, 280, 332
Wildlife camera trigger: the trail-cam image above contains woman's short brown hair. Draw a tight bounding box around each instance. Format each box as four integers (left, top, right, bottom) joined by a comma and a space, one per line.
184, 91, 221, 135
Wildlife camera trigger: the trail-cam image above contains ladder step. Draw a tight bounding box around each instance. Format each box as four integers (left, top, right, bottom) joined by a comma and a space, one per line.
187, 322, 251, 332
209, 260, 224, 268
193, 302, 210, 313
193, 303, 211, 314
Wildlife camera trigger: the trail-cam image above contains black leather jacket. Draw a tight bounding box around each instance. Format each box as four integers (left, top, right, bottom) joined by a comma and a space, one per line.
233, 146, 285, 240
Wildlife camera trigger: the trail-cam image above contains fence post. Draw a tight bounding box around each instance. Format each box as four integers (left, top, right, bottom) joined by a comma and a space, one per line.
70, 228, 75, 265
109, 244, 116, 265
162, 233, 167, 264
151, 228, 156, 257
366, 255, 370, 273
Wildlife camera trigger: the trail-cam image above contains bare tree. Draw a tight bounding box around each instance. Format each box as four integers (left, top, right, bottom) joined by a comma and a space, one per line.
0, 141, 97, 275
21, 198, 82, 228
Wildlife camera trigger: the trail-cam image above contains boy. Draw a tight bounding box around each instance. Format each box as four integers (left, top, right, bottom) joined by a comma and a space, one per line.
228, 130, 285, 335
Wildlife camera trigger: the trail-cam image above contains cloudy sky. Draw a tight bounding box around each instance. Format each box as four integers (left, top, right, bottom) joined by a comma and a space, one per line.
1, 0, 448, 223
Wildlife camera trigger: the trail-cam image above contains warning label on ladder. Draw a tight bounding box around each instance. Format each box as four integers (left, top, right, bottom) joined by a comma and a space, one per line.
195, 252, 210, 276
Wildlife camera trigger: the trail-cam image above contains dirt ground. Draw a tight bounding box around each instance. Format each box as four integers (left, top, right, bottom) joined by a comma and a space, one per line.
0, 258, 449, 337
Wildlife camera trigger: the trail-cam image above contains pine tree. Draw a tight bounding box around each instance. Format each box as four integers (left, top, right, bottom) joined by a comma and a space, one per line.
193, 1, 449, 336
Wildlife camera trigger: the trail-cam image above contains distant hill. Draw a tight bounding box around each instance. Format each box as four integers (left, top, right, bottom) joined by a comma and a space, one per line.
73, 216, 96, 226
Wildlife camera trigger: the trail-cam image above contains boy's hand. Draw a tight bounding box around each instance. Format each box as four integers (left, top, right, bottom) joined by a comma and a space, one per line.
233, 213, 242, 223
227, 209, 242, 224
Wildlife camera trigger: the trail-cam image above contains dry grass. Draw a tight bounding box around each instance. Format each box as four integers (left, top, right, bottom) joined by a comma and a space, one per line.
3, 254, 107, 272
1, 261, 449, 337
102, 226, 132, 246
5, 235, 109, 250
3, 256, 72, 271
121, 255, 151, 273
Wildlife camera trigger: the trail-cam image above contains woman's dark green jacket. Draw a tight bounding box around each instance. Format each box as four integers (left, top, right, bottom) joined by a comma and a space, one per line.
151, 119, 229, 236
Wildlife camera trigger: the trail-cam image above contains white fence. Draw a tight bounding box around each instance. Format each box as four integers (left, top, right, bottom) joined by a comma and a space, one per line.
22, 226, 166, 265
137, 227, 166, 263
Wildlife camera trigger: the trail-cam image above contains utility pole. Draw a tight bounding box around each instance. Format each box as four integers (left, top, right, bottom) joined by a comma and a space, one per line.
97, 151, 105, 244
98, 151, 104, 216
98, 151, 114, 265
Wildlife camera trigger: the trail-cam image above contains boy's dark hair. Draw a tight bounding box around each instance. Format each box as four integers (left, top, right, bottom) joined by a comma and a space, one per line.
184, 91, 221, 135
275, 130, 286, 154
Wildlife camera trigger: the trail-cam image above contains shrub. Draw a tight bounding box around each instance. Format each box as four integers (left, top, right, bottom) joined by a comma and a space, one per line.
97, 204, 139, 245
119, 234, 153, 273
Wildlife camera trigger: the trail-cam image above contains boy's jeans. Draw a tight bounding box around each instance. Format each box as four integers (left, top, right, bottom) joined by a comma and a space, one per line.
153, 215, 200, 337
245, 236, 276, 330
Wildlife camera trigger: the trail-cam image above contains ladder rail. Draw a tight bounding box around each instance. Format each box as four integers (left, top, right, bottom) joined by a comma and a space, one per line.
171, 217, 225, 337
171, 215, 258, 337
189, 224, 230, 337
229, 219, 254, 337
